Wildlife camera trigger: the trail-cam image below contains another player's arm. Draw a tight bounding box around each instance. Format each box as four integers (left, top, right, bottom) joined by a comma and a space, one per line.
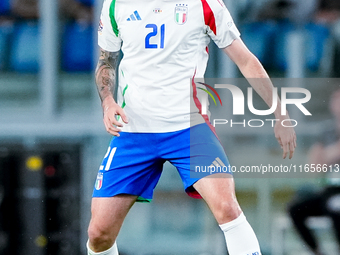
95, 48, 128, 136
223, 38, 296, 159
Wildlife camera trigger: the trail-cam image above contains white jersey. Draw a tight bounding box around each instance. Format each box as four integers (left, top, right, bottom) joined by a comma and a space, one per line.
98, 0, 240, 133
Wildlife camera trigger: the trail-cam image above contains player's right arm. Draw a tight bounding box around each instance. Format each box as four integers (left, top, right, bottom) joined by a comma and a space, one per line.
95, 48, 128, 136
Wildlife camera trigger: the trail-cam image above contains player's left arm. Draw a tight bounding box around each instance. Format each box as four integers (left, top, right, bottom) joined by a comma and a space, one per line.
223, 38, 297, 159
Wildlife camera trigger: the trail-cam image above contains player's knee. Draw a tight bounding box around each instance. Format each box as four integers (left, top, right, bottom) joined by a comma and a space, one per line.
214, 200, 241, 224
88, 223, 115, 250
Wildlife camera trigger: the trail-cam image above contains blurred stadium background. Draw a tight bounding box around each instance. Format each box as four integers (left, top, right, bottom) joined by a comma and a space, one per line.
0, 0, 339, 254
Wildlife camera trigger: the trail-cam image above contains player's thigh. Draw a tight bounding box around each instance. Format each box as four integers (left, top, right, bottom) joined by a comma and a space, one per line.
89, 194, 137, 238
193, 174, 242, 223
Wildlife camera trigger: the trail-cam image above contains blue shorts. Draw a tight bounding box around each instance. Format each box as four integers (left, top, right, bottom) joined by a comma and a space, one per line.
92, 123, 231, 202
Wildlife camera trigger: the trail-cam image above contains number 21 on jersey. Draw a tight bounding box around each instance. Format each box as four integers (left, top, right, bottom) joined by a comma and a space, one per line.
145, 24, 165, 49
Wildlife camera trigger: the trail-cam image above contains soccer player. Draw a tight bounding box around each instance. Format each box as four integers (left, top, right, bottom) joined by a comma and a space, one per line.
87, 0, 297, 254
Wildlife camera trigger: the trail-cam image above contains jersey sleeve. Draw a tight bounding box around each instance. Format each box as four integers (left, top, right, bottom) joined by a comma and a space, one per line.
202, 0, 240, 49
98, 0, 122, 52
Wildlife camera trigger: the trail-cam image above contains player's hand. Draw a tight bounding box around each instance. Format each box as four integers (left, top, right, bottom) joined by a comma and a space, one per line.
274, 119, 296, 159
102, 97, 128, 136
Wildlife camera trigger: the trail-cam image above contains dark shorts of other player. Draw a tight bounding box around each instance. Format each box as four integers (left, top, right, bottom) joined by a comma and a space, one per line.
92, 123, 231, 202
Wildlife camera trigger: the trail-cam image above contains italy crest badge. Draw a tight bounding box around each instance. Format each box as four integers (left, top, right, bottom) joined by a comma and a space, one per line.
174, 4, 188, 25
95, 172, 103, 190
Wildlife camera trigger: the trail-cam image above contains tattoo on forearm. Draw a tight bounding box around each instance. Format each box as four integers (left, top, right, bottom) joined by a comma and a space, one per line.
95, 49, 119, 102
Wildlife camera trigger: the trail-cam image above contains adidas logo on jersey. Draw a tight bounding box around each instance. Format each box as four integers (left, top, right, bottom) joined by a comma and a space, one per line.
127, 10, 142, 21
